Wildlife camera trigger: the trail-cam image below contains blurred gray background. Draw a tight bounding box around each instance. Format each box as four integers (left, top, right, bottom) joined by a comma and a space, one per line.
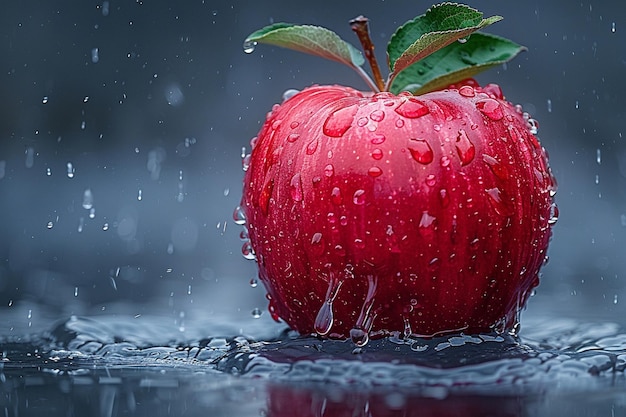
1, 1, 625, 333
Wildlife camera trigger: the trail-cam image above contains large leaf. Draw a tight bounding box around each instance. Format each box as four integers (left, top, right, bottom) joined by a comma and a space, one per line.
386, 3, 502, 90
244, 23, 364, 68
389, 33, 526, 94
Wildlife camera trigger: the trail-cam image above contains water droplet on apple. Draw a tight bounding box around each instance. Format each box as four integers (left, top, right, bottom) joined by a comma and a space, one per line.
242, 40, 257, 54
419, 211, 436, 228
369, 109, 385, 122
371, 148, 383, 160
323, 105, 357, 137
483, 154, 509, 180
455, 129, 475, 166
350, 275, 378, 347
353, 189, 366, 205
548, 202, 559, 225
483, 84, 504, 100
290, 121, 300, 129
440, 156, 451, 167
311, 232, 323, 245
310, 232, 325, 255
314, 272, 344, 336
287, 133, 300, 143
282, 89, 299, 101
331, 187, 342, 205
476, 98, 504, 121
458, 85, 475, 97
350, 327, 369, 347
354, 238, 365, 249
408, 138, 433, 164
527, 118, 539, 135
357, 117, 369, 127
290, 173, 303, 202
232, 206, 246, 225
486, 187, 512, 216
371, 134, 386, 145
306, 138, 319, 155
258, 178, 274, 215
368, 166, 383, 177
241, 153, 251, 171
395, 119, 405, 128
324, 164, 334, 177
439, 188, 450, 208
394, 98, 429, 118
241, 242, 256, 260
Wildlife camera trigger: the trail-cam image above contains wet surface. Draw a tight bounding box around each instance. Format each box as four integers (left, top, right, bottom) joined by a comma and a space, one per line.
2, 314, 626, 416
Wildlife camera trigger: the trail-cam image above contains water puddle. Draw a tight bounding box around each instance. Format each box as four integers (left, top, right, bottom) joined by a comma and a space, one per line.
1, 315, 626, 416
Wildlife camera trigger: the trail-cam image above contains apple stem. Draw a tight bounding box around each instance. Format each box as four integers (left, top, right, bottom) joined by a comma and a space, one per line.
350, 16, 385, 93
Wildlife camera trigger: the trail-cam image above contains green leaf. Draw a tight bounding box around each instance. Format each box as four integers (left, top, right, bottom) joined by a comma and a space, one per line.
388, 33, 526, 95
244, 23, 364, 68
386, 3, 502, 90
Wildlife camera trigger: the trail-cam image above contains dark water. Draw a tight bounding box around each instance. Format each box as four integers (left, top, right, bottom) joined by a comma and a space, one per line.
2, 313, 626, 417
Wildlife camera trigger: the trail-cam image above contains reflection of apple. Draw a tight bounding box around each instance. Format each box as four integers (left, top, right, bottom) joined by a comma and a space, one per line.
240, 3, 557, 344
266, 383, 522, 417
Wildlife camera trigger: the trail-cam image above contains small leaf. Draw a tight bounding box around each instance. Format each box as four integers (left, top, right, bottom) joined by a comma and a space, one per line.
389, 33, 526, 95
244, 23, 364, 68
386, 3, 502, 90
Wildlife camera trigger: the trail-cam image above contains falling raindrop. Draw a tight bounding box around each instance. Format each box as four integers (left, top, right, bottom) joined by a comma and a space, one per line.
66, 162, 75, 178
42, 96, 49, 104
596, 148, 602, 165
82, 188, 94, 209
547, 99, 552, 113
24, 147, 35, 168
91, 47, 99, 63
249, 277, 258, 288
47, 221, 54, 229
251, 308, 263, 318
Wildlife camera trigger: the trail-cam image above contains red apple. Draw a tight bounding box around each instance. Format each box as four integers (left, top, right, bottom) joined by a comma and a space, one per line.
237, 3, 557, 345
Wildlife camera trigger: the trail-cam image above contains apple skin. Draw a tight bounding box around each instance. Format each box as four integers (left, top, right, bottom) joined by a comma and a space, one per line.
241, 81, 556, 343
